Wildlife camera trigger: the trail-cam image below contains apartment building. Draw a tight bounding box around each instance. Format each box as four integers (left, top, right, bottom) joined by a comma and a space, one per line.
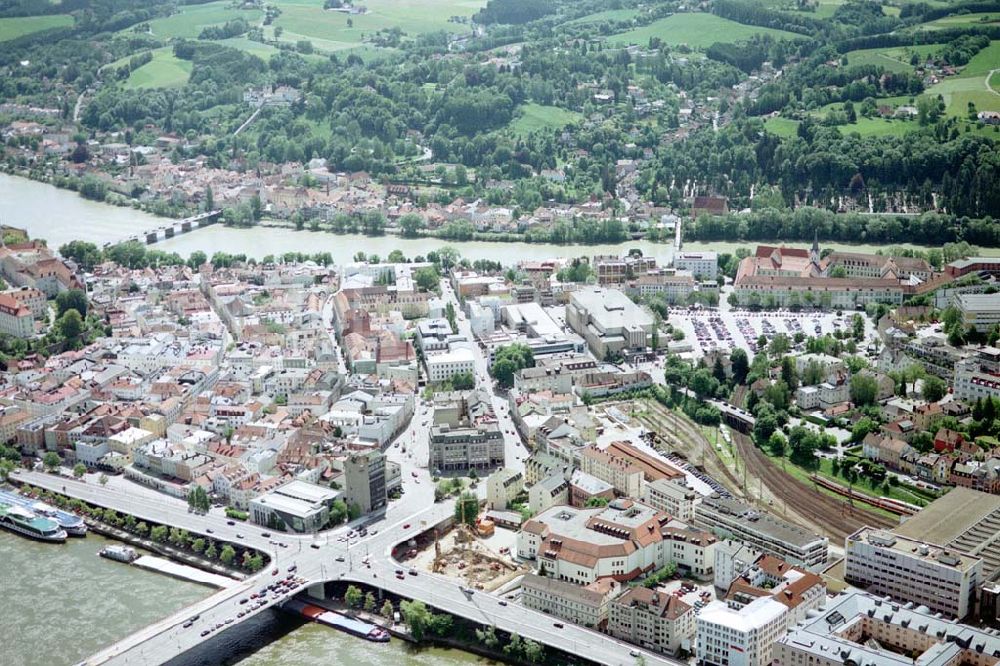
724, 554, 827, 627
528, 473, 570, 514
844, 527, 982, 619
694, 495, 829, 570
580, 445, 644, 499
954, 347, 1000, 403
608, 587, 695, 656
520, 573, 619, 628
429, 422, 504, 473
486, 467, 523, 510
425, 346, 476, 383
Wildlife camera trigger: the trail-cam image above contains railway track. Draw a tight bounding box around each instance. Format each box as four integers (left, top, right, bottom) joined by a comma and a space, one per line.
731, 431, 894, 542
634, 401, 747, 500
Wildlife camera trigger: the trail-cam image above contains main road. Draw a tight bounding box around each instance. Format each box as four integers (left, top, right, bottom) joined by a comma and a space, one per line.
17, 469, 678, 666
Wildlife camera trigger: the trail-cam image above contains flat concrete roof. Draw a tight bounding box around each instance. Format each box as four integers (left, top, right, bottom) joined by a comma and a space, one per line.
894, 487, 1000, 546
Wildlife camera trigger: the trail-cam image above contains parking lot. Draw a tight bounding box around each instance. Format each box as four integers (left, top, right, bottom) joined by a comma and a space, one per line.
668, 307, 871, 359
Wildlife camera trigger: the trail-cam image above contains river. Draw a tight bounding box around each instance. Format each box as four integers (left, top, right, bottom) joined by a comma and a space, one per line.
6, 173, 991, 264
0, 529, 490, 666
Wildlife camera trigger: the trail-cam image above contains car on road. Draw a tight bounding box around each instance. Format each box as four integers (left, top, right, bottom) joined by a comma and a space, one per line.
239, 598, 248, 604
236, 533, 244, 539
261, 532, 271, 537
335, 556, 345, 562
200, 630, 210, 637
553, 622, 564, 629
226, 520, 235, 526
403, 523, 411, 529
288, 565, 297, 572
183, 620, 194, 628
310, 543, 320, 549
206, 528, 214, 534
498, 600, 507, 606
408, 569, 417, 576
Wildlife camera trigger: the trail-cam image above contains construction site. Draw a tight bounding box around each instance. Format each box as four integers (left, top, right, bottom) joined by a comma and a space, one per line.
410, 521, 529, 592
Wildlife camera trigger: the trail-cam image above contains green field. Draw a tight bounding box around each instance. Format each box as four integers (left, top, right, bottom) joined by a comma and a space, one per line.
924, 41, 1000, 115
0, 14, 73, 41
270, 0, 484, 52
218, 37, 281, 60
510, 103, 583, 136
125, 49, 193, 89
563, 9, 638, 26
608, 12, 802, 49
922, 11, 1000, 29
145, 1, 263, 39
844, 44, 942, 73
763, 116, 800, 137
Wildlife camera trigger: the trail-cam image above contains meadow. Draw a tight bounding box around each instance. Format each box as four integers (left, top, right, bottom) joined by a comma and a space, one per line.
510, 103, 583, 136
124, 49, 193, 90
0, 14, 73, 41
144, 1, 263, 39
269, 0, 484, 52
608, 12, 802, 49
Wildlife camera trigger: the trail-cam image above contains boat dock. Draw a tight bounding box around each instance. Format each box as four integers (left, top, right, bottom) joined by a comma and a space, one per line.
283, 598, 390, 642
132, 555, 237, 588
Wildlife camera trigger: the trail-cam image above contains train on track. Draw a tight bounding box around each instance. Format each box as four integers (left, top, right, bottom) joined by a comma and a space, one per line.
808, 474, 922, 516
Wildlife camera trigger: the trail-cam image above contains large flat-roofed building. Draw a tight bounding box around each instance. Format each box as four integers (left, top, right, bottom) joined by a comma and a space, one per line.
429, 421, 503, 473
958, 294, 1000, 332
249, 480, 341, 533
696, 596, 788, 666
694, 495, 829, 570
845, 526, 982, 619
892, 486, 1000, 582
517, 499, 669, 584
673, 252, 718, 280
425, 346, 476, 383
608, 587, 695, 656
566, 288, 656, 359
775, 591, 1000, 666
520, 573, 619, 629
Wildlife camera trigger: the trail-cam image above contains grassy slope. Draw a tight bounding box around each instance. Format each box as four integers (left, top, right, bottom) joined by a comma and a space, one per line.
609, 12, 802, 49
146, 1, 263, 39
270, 0, 484, 52
925, 41, 1000, 115
510, 103, 583, 136
0, 14, 73, 41
125, 49, 193, 89
563, 9, 638, 26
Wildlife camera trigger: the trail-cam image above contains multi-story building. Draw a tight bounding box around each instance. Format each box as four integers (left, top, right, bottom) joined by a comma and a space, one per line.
641, 478, 697, 522
957, 293, 1000, 332
696, 596, 787, 666
580, 445, 644, 499
844, 527, 982, 619
528, 473, 570, 514
824, 251, 933, 281
429, 421, 504, 474
486, 467, 523, 510
0, 292, 34, 338
694, 495, 829, 570
4, 286, 47, 319
424, 346, 476, 383
593, 254, 658, 285
954, 347, 1000, 402
673, 252, 718, 280
608, 587, 695, 656
520, 573, 619, 628
724, 554, 827, 627
566, 288, 656, 359
713, 540, 765, 591
775, 591, 1000, 666
518, 499, 669, 584
249, 480, 341, 533
343, 449, 387, 515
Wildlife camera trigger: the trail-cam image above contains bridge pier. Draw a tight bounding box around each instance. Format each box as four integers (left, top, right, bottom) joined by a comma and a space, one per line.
165, 227, 175, 238
145, 232, 158, 244
306, 583, 325, 600
181, 221, 192, 232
